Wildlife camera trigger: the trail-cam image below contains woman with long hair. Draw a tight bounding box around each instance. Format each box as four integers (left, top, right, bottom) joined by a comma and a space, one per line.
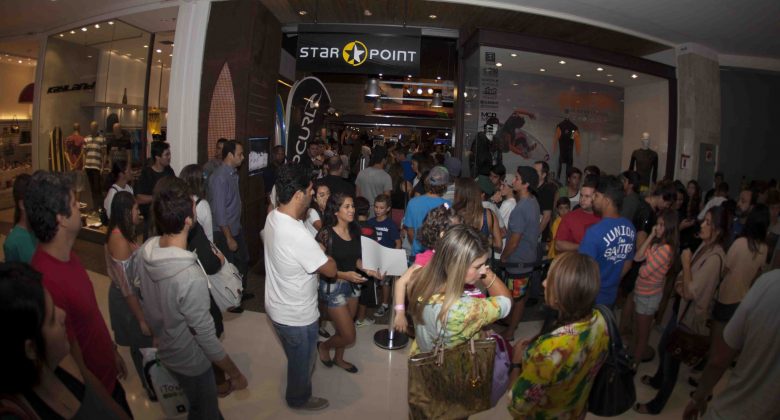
508, 252, 609, 418
103, 159, 134, 220
453, 177, 503, 251
686, 180, 702, 219
315, 193, 382, 373
407, 224, 511, 354
305, 182, 330, 236
105, 191, 153, 399
0, 263, 130, 418
4, 174, 36, 263
410, 153, 433, 198
632, 209, 679, 366
180, 163, 214, 242
636, 205, 728, 414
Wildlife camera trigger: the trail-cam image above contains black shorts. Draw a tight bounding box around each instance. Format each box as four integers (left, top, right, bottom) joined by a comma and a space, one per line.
711, 301, 739, 323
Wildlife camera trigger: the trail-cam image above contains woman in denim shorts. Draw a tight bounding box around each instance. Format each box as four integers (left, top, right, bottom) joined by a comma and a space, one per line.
315, 193, 381, 373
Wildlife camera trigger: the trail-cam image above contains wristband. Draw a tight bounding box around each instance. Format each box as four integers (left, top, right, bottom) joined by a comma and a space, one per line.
394, 304, 405, 311
485, 277, 496, 289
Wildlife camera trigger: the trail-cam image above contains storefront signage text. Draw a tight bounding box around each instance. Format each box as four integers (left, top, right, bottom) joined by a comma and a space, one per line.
47, 82, 96, 94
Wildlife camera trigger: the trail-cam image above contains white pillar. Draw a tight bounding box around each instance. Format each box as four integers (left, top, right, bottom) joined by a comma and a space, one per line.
167, 0, 212, 174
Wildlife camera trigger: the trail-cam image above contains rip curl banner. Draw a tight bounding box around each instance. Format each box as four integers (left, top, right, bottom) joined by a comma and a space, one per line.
296, 24, 421, 76
285, 77, 331, 163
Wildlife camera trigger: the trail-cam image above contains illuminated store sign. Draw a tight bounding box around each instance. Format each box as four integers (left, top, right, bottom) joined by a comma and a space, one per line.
296, 25, 421, 76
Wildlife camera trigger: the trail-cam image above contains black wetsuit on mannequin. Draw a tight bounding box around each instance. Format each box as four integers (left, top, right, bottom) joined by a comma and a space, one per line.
629, 148, 659, 187
556, 119, 578, 180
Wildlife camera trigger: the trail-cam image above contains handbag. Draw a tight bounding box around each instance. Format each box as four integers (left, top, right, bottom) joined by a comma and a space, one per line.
490, 332, 512, 407
358, 276, 380, 308
408, 324, 496, 419
665, 300, 710, 366
588, 305, 636, 417
198, 257, 243, 312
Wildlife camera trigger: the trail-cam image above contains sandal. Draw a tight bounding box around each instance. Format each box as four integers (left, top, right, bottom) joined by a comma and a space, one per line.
317, 342, 333, 368
640, 375, 660, 390
633, 403, 659, 415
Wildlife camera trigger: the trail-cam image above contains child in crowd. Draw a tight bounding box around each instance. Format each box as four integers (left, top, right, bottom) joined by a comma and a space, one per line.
547, 197, 571, 259
393, 204, 462, 333
354, 197, 377, 327
368, 194, 402, 317
632, 209, 678, 366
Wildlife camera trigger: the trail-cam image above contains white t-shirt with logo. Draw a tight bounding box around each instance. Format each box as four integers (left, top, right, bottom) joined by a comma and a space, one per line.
262, 209, 328, 326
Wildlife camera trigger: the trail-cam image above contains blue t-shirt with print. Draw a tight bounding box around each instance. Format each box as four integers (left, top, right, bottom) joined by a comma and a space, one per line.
368, 217, 400, 248
403, 195, 450, 255
579, 217, 636, 306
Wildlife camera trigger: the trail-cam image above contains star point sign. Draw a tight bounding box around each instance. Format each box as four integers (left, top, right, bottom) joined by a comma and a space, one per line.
343, 40, 368, 66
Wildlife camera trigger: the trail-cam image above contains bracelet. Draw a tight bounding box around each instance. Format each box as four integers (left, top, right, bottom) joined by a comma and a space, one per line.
485, 276, 496, 289
394, 304, 405, 311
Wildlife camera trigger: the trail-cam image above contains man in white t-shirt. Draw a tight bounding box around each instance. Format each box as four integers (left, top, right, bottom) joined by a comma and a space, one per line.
262, 164, 337, 411
685, 270, 780, 419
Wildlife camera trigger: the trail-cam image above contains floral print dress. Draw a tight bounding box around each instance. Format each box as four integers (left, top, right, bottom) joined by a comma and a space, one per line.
509, 309, 609, 419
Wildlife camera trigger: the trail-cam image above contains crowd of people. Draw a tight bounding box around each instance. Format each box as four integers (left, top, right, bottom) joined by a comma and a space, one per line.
1, 130, 779, 419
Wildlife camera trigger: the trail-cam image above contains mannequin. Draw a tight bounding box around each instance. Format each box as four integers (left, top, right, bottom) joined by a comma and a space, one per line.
628, 132, 659, 189
553, 110, 581, 181
83, 121, 107, 211
472, 116, 502, 176
64, 123, 84, 171
107, 122, 132, 168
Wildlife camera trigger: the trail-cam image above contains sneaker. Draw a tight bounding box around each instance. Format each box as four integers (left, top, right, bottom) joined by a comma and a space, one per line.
355, 318, 376, 327
294, 397, 329, 411
374, 305, 389, 317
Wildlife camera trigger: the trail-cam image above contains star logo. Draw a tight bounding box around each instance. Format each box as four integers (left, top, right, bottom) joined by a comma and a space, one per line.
342, 41, 368, 66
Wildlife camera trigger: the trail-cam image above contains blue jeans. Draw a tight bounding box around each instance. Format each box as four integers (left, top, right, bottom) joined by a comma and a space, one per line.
271, 320, 318, 407
170, 367, 222, 420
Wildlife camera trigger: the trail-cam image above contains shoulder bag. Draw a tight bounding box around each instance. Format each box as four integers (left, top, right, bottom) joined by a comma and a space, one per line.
588, 305, 636, 416
408, 318, 496, 419
197, 251, 243, 312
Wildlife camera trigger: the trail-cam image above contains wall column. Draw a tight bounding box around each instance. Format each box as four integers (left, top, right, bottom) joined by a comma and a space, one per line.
674, 44, 720, 185
167, 0, 211, 174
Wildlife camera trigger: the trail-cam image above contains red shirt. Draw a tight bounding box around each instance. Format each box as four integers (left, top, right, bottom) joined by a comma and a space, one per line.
555, 208, 601, 245
32, 248, 118, 393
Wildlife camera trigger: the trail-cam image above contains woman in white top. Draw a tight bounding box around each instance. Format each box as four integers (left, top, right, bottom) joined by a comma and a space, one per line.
180, 164, 214, 242
305, 182, 330, 237
104, 159, 134, 219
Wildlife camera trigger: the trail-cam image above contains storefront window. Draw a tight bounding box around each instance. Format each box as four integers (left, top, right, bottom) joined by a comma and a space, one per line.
0, 52, 36, 201
464, 46, 669, 185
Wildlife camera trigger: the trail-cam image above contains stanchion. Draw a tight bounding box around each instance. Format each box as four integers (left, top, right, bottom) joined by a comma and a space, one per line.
374, 278, 409, 350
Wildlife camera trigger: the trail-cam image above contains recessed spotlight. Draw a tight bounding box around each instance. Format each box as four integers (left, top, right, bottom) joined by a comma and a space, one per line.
126, 53, 131, 56
364, 9, 372, 16
378, 73, 383, 77
463, 92, 468, 98
496, 62, 502, 67
606, 74, 612, 77
609, 80, 614, 83
156, 49, 162, 53
87, 55, 92, 58
18, 60, 22, 64
631, 74, 638, 79
416, 88, 423, 95
576, 74, 581, 77
157, 59, 161, 62
169, 54, 173, 57
539, 68, 546, 72
511, 53, 517, 57
591, 91, 597, 94
94, 24, 100, 29
429, 14, 437, 19
407, 74, 412, 78
298, 10, 307, 16
70, 30, 75, 34
59, 33, 64, 37
512, 83, 518, 86
427, 88, 434, 94
596, 67, 604, 71
81, 27, 87, 32
108, 21, 114, 25
559, 60, 566, 64
143, 45, 148, 48
436, 76, 441, 80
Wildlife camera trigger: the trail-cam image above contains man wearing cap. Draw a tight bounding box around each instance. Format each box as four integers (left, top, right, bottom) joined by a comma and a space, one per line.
500, 166, 541, 341
355, 146, 392, 217
403, 166, 451, 257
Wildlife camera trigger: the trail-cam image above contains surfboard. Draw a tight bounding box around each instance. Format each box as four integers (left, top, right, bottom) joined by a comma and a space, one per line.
275, 95, 286, 148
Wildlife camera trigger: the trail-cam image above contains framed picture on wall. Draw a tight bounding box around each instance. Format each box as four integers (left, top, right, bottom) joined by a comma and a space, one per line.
247, 136, 269, 176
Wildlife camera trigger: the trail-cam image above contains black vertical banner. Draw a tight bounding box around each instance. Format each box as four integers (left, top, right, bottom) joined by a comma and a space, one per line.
285, 77, 331, 163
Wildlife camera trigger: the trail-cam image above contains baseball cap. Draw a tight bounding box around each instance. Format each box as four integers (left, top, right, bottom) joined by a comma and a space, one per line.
427, 166, 450, 186
476, 175, 495, 196
516, 166, 539, 193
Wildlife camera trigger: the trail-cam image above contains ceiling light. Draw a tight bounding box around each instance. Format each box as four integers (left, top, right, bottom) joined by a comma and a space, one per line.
156, 49, 162, 53
378, 73, 383, 77
511, 53, 517, 57
70, 30, 75, 34
18, 60, 22, 64
94, 24, 100, 29
436, 76, 441, 80
157, 59, 161, 62
373, 97, 383, 110
364, 9, 372, 16
365, 78, 381, 97
59, 33, 64, 37
631, 74, 638, 79
108, 21, 114, 25
87, 55, 92, 58
407, 74, 412, 79
298, 10, 307, 16
576, 74, 581, 77
496, 62, 502, 67
463, 92, 468, 98
559, 60, 566, 64
609, 80, 614, 83
126, 53, 131, 56
416, 88, 423, 95
539, 68, 546, 72
512, 82, 518, 86
431, 92, 443, 108
606, 74, 612, 77
169, 54, 173, 57
429, 14, 437, 19
81, 27, 87, 32
596, 67, 604, 71
427, 88, 434, 94
591, 91, 597, 94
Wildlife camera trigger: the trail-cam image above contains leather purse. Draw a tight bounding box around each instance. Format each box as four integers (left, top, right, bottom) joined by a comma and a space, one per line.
665, 300, 710, 366
408, 329, 496, 419
588, 305, 636, 416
